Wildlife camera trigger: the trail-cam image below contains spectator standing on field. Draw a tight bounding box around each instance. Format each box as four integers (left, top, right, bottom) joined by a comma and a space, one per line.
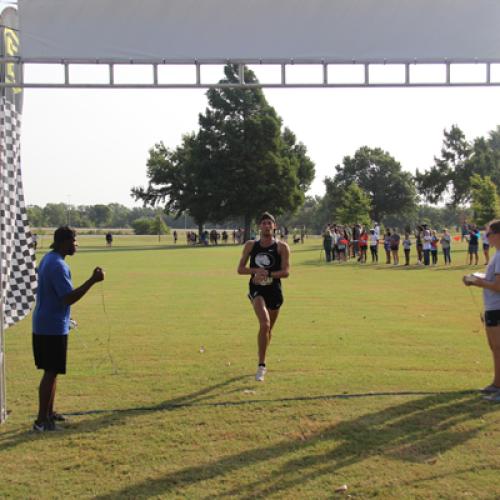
468, 225, 480, 265
338, 228, 349, 262
390, 229, 400, 266
105, 232, 113, 247
32, 226, 105, 432
352, 224, 361, 259
384, 229, 392, 264
369, 229, 378, 263
461, 221, 469, 242
322, 226, 333, 262
462, 219, 500, 400
358, 228, 368, 263
422, 229, 432, 266
402, 233, 411, 266
431, 230, 439, 265
415, 226, 424, 265
440, 229, 452, 265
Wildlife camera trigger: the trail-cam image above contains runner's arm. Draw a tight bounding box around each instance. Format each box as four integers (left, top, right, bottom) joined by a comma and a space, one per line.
272, 242, 290, 279
237, 241, 267, 277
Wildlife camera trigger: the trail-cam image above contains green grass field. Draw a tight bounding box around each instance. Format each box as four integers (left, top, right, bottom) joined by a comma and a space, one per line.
1, 235, 499, 499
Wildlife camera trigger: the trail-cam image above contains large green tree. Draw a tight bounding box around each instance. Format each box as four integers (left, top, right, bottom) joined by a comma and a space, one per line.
324, 146, 416, 222
336, 183, 372, 226
133, 64, 314, 239
470, 175, 500, 226
415, 125, 500, 205
42, 203, 69, 227
132, 133, 219, 235
197, 65, 314, 238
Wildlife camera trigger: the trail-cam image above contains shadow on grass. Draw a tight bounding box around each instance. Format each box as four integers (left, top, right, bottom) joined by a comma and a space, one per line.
0, 375, 249, 451
2, 386, 498, 498
88, 390, 499, 499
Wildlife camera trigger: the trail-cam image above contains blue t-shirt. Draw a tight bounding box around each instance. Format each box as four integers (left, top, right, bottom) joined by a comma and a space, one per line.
32, 251, 73, 335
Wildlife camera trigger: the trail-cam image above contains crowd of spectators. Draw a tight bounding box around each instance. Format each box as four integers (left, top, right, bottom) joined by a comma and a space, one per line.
321, 222, 490, 266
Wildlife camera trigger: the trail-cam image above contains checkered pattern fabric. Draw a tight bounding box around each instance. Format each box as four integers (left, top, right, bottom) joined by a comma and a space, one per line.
0, 97, 37, 328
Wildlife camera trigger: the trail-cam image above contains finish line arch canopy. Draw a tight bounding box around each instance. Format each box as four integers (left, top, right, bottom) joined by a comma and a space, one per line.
18, 0, 500, 63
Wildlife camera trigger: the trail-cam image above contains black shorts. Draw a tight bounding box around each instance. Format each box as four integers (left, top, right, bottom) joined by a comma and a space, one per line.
483, 243, 490, 250
485, 310, 500, 327
468, 244, 479, 254
248, 285, 284, 310
33, 334, 68, 374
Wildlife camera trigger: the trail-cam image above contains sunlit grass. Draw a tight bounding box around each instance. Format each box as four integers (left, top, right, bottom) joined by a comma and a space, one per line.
1, 236, 499, 499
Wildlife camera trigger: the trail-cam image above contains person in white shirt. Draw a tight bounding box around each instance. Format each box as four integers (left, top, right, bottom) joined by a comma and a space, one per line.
440, 229, 452, 265
369, 229, 378, 263
463, 219, 500, 400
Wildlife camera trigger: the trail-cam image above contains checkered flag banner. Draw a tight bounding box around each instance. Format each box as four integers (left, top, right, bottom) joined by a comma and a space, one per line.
0, 96, 37, 328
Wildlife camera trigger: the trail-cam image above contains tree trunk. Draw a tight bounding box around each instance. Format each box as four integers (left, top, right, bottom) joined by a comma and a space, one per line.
198, 222, 204, 240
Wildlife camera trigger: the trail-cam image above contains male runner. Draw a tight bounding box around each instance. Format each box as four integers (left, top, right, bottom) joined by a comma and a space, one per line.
237, 212, 290, 381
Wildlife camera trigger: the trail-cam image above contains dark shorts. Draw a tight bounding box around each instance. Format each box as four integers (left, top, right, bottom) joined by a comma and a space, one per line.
468, 244, 479, 254
248, 285, 284, 310
485, 310, 500, 327
483, 243, 490, 250
33, 334, 68, 374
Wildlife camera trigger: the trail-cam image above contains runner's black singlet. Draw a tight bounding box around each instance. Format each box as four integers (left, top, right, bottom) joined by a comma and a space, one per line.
249, 239, 282, 289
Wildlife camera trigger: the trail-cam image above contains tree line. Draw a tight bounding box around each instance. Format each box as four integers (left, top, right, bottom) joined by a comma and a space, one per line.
26, 203, 192, 231
131, 64, 500, 237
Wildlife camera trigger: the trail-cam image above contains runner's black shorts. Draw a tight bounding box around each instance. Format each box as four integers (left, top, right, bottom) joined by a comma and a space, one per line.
248, 284, 284, 310
485, 310, 500, 327
32, 334, 68, 374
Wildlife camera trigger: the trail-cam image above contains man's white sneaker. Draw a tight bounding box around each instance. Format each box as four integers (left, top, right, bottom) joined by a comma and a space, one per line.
255, 365, 267, 382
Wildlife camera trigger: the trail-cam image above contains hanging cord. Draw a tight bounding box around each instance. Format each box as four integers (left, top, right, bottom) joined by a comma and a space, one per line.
468, 286, 484, 326
98, 281, 118, 374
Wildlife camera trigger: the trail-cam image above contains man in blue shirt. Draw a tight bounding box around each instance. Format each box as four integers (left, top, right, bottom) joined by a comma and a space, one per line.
32, 226, 104, 431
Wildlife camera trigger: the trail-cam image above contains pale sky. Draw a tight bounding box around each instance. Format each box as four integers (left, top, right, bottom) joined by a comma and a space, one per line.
21, 74, 500, 208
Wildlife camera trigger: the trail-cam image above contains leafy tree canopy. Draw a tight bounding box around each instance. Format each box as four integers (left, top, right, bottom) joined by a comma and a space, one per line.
415, 125, 500, 205
324, 146, 416, 222
133, 64, 314, 238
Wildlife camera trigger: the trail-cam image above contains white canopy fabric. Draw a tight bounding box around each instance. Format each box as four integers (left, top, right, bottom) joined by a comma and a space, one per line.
18, 0, 500, 62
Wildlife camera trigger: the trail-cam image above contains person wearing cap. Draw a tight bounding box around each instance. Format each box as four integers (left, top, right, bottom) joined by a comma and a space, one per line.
237, 212, 290, 382
32, 226, 105, 431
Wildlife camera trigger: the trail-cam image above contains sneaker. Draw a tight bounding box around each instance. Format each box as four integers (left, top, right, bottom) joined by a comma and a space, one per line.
480, 383, 500, 394
255, 365, 267, 382
32, 419, 57, 432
